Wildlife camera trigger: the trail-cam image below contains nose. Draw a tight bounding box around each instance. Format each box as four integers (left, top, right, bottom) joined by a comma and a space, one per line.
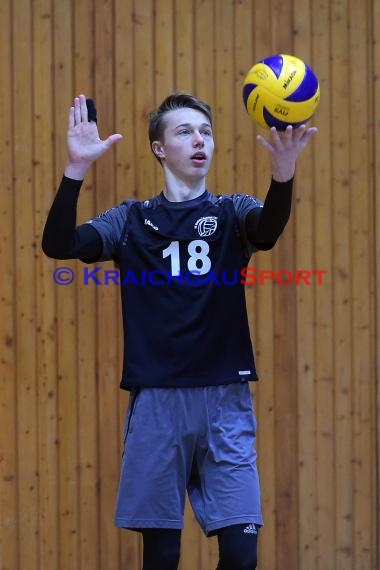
193, 130, 205, 147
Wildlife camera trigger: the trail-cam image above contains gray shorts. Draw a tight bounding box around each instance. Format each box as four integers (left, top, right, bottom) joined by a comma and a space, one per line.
114, 383, 263, 536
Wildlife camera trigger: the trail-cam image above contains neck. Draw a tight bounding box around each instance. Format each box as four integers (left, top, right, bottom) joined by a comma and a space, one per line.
162, 170, 206, 202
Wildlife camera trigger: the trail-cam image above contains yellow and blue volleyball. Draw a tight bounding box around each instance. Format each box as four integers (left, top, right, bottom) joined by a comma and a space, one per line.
242, 54, 320, 130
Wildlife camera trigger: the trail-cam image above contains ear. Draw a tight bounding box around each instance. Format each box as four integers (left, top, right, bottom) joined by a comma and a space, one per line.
151, 141, 165, 160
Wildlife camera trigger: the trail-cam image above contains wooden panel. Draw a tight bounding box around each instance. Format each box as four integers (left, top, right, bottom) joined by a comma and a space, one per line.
293, 1, 317, 568
330, 1, 353, 568
252, 2, 277, 569
349, 1, 376, 568
114, 0, 141, 566
214, 0, 234, 194
0, 2, 18, 570
0, 1, 379, 570
194, 0, 216, 191
93, 0, 121, 568
72, 1, 100, 569
33, 1, 59, 569
312, 1, 335, 569
373, 0, 380, 563
153, 0, 175, 192
12, 1, 39, 569
174, 0, 195, 93
154, 0, 174, 101
271, 2, 299, 568
133, 0, 156, 201
52, 1, 79, 569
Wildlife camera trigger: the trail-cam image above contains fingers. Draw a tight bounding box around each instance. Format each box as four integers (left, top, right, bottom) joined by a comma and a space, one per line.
68, 106, 75, 129
263, 126, 292, 149
73, 94, 88, 125
293, 124, 307, 140
74, 97, 81, 124
256, 134, 273, 152
259, 124, 317, 149
105, 133, 124, 148
68, 94, 123, 152
301, 126, 318, 144
289, 125, 318, 150
271, 124, 304, 144
80, 94, 88, 122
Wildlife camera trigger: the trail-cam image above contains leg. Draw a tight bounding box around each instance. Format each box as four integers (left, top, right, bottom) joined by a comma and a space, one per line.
142, 528, 181, 570
215, 523, 259, 570
188, 384, 263, 540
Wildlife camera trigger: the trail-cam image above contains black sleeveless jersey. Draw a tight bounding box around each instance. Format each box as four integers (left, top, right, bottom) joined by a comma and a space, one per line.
87, 190, 263, 390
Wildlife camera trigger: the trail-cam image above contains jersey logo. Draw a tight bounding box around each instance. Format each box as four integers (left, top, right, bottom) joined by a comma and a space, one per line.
144, 218, 159, 231
194, 216, 218, 237
243, 524, 257, 535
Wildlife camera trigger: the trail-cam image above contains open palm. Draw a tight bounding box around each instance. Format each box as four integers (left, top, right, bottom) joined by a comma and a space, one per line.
257, 124, 318, 182
67, 94, 123, 165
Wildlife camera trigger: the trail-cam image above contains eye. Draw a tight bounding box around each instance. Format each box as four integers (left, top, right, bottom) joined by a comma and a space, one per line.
202, 129, 212, 137
177, 129, 191, 135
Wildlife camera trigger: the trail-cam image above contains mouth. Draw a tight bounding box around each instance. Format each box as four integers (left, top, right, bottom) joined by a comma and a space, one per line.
190, 152, 207, 164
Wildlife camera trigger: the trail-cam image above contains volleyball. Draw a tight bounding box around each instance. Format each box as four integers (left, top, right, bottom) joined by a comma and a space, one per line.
242, 54, 320, 130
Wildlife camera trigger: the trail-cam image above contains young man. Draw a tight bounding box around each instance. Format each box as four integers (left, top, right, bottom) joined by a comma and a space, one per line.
42, 92, 317, 570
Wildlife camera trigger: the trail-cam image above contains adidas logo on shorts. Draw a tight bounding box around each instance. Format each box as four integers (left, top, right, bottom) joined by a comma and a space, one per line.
243, 523, 257, 534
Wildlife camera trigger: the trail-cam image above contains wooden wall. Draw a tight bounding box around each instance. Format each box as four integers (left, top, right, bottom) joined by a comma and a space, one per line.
0, 1, 378, 569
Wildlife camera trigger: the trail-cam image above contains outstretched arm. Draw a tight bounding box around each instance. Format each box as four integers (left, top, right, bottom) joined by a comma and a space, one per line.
246, 124, 317, 249
65, 93, 123, 180
41, 176, 102, 260
42, 94, 123, 259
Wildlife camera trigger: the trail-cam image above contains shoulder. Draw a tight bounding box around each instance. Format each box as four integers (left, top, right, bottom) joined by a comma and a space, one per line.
230, 193, 263, 209
88, 198, 137, 225
85, 199, 139, 247
213, 193, 263, 213
137, 194, 163, 211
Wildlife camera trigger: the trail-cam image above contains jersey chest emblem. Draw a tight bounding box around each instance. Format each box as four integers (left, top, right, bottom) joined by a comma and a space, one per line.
194, 216, 218, 237
144, 218, 159, 231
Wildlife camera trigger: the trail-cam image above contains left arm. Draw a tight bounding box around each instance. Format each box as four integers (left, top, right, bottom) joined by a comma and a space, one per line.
246, 124, 317, 249
246, 177, 293, 250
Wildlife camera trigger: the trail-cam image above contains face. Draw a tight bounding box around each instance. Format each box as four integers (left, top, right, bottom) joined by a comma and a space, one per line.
152, 108, 214, 181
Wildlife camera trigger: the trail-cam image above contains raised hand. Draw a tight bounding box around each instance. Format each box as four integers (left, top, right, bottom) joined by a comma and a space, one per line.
257, 124, 317, 182
65, 94, 123, 180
